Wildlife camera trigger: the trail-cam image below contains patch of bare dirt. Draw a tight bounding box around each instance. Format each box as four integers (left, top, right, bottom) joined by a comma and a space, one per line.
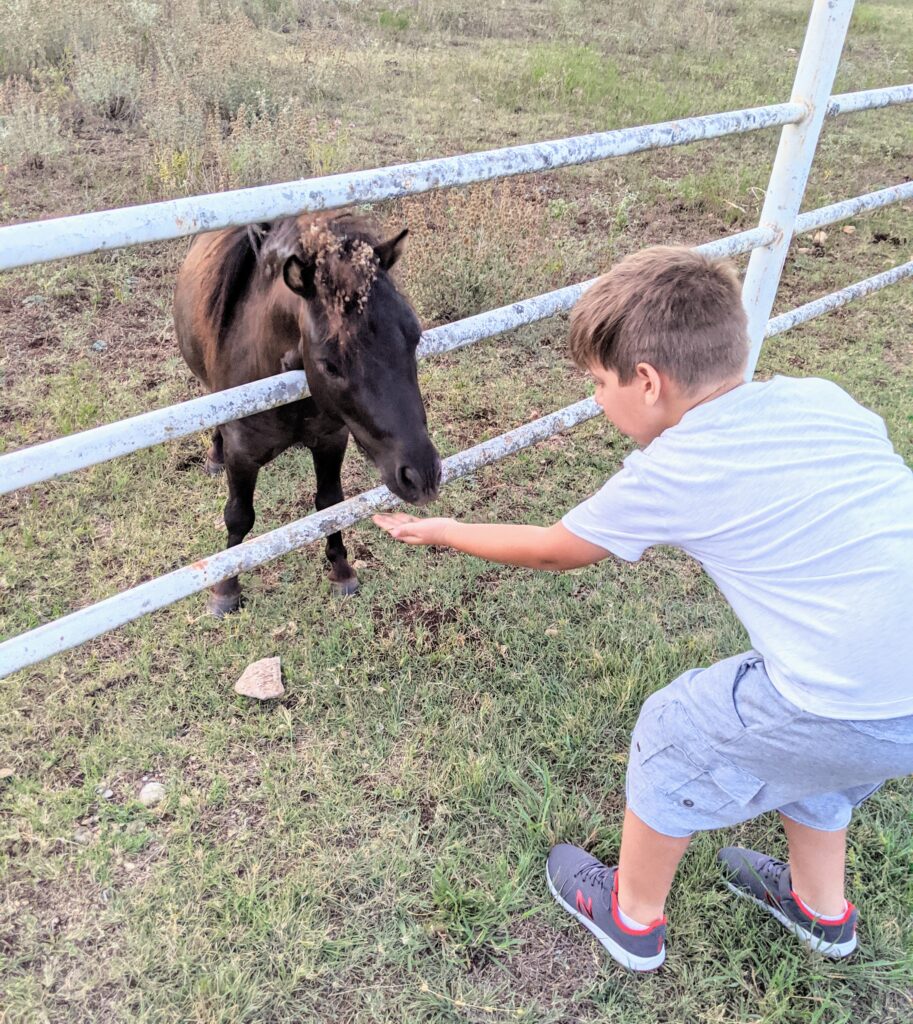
470, 915, 605, 1012
369, 593, 460, 644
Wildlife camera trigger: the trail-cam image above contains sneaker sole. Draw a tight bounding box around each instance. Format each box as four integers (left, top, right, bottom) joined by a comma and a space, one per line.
723, 881, 857, 958
545, 865, 666, 972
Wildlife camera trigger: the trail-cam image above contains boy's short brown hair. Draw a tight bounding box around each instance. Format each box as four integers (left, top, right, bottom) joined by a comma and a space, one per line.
568, 246, 749, 390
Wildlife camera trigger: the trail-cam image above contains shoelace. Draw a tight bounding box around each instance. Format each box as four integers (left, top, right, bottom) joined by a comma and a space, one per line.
574, 861, 615, 911
754, 856, 789, 900
576, 862, 611, 886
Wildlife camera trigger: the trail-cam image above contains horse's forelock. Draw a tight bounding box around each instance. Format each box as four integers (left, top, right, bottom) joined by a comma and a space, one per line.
296, 216, 383, 344
258, 213, 400, 348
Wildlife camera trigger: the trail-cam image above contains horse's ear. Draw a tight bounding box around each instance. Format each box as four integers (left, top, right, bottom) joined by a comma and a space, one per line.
374, 228, 408, 271
283, 253, 318, 299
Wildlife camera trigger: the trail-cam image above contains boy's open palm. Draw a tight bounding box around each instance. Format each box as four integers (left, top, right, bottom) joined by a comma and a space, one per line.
373, 512, 455, 546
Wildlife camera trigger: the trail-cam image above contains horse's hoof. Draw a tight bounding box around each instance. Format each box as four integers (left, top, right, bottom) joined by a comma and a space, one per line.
207, 592, 242, 617
330, 576, 360, 597
204, 458, 225, 477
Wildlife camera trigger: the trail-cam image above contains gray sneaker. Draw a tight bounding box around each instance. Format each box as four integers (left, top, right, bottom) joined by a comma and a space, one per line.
718, 846, 857, 958
545, 844, 666, 971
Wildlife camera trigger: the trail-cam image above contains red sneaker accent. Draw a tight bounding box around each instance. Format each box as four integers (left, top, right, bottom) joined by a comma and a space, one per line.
610, 872, 667, 935
576, 890, 594, 920
790, 890, 856, 926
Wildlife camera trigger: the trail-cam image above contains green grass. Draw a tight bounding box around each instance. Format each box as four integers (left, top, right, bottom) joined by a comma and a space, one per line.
2, 1, 913, 1021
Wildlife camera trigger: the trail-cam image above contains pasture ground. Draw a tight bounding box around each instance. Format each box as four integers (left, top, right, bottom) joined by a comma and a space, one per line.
1, 1, 912, 1021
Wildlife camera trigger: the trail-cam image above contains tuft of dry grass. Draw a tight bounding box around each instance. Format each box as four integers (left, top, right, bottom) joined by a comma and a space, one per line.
148, 99, 351, 195
0, 77, 68, 172
72, 44, 144, 125
395, 181, 571, 325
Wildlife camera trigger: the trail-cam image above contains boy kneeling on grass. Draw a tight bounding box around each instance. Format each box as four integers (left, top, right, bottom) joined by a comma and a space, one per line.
374, 246, 913, 972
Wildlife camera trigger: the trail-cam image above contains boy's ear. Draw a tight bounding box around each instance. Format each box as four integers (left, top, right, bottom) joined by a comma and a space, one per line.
636, 362, 663, 406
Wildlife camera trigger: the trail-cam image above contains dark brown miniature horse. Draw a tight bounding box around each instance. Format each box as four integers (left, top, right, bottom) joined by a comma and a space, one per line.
174, 213, 441, 615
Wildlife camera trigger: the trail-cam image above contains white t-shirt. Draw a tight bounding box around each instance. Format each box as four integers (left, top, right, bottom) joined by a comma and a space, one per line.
562, 376, 913, 720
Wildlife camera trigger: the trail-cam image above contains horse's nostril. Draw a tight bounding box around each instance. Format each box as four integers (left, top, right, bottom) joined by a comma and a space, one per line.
397, 465, 420, 494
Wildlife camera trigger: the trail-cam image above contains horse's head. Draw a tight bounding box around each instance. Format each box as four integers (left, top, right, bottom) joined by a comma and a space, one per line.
277, 215, 441, 506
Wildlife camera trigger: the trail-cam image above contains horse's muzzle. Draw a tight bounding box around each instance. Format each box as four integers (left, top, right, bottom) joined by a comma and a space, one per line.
390, 450, 442, 507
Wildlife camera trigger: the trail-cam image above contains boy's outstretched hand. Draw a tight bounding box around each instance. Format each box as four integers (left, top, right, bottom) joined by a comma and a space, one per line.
374, 512, 607, 569
372, 512, 456, 546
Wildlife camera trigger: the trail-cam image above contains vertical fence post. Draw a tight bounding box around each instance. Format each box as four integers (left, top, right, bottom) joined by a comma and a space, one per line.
742, 0, 855, 378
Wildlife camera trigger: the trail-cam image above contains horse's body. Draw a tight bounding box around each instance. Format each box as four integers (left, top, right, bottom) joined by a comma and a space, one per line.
174, 213, 441, 615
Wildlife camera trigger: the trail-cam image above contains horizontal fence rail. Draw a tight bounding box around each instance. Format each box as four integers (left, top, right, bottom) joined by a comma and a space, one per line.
2, 267, 910, 679
0, 84, 908, 274
4, 179, 912, 496
0, 400, 600, 678
766, 259, 913, 337
793, 180, 913, 234
0, 103, 805, 272
825, 83, 913, 116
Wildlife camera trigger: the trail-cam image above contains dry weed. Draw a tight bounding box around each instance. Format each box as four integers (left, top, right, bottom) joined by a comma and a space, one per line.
149, 93, 351, 195
396, 182, 562, 324
0, 0, 157, 76
0, 77, 68, 172
213, 104, 351, 190
73, 44, 144, 124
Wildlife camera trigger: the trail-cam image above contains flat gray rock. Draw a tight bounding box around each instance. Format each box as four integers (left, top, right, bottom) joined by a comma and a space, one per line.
234, 656, 284, 700
139, 781, 166, 807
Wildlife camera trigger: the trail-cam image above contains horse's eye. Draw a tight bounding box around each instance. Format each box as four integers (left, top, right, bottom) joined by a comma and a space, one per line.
322, 359, 341, 378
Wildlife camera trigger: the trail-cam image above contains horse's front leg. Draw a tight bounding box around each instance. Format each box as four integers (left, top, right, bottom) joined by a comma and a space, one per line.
207, 450, 260, 617
311, 429, 358, 596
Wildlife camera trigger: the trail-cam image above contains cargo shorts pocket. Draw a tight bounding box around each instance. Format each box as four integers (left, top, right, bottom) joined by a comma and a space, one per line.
633, 698, 764, 815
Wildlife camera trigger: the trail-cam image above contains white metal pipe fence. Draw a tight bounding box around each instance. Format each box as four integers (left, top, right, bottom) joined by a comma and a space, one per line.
0, 81, 909, 274
0, 103, 806, 272
741, 0, 855, 378
4, 179, 912, 498
2, 0, 912, 678
765, 260, 913, 338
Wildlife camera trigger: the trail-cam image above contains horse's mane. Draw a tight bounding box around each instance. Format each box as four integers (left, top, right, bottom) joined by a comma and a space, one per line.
202, 213, 385, 345
201, 222, 270, 340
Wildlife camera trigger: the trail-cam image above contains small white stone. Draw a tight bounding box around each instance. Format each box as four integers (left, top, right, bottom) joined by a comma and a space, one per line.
138, 782, 166, 807
73, 827, 93, 846
234, 657, 284, 700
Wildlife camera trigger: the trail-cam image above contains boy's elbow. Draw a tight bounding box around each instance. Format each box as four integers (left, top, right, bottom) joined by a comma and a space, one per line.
534, 551, 577, 571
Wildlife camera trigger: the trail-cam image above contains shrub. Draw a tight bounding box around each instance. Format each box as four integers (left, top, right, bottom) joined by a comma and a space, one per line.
0, 77, 67, 172
73, 48, 144, 123
148, 89, 351, 196
216, 103, 351, 188
396, 182, 559, 325
0, 0, 158, 76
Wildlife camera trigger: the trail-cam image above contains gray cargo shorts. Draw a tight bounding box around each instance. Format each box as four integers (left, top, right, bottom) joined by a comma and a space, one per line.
626, 651, 913, 838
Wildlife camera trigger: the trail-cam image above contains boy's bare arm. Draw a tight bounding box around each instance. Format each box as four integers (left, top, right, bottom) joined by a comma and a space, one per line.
373, 513, 608, 570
